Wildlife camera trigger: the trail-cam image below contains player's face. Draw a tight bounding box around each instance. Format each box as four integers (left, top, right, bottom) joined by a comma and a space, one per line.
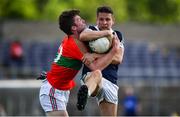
96, 12, 114, 30
73, 15, 86, 33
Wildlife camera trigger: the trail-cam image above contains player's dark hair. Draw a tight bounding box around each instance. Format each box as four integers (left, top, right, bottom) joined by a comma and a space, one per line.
59, 9, 80, 35
96, 6, 113, 16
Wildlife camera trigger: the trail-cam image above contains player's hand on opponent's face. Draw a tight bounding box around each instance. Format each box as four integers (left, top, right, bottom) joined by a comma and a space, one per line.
82, 53, 96, 65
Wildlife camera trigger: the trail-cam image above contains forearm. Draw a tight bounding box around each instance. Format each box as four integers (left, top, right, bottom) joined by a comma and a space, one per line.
82, 53, 104, 66
79, 30, 111, 41
92, 53, 105, 59
88, 52, 114, 71
111, 55, 123, 64
111, 47, 124, 64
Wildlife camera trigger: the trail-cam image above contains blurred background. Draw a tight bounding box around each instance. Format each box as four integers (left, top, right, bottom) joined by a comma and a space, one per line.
0, 0, 180, 116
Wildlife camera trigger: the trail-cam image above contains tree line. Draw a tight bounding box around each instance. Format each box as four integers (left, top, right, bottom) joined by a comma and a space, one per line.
0, 0, 180, 24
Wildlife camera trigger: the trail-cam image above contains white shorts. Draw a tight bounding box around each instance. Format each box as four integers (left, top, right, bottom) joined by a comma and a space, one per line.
96, 78, 119, 105
39, 80, 70, 112
81, 72, 119, 105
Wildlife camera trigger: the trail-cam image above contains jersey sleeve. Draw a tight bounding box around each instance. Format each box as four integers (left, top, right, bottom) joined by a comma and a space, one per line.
114, 30, 125, 48
83, 27, 93, 32
114, 30, 125, 43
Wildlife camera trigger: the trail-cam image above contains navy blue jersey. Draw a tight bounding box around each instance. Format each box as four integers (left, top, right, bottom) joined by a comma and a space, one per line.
82, 26, 124, 85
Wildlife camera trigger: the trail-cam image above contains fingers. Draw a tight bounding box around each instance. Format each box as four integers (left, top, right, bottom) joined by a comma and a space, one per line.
82, 57, 90, 65
85, 60, 91, 65
82, 53, 95, 65
114, 38, 118, 47
82, 56, 86, 63
111, 38, 120, 54
112, 37, 117, 46
106, 30, 113, 40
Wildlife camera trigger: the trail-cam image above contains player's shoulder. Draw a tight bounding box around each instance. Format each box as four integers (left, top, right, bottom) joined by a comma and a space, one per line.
88, 25, 97, 31
81, 25, 95, 33
114, 30, 125, 43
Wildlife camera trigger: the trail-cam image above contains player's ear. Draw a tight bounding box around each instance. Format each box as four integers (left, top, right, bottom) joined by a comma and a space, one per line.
71, 25, 77, 32
112, 16, 115, 25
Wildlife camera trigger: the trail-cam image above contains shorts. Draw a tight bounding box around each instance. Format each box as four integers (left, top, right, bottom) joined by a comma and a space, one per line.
39, 80, 70, 112
81, 72, 119, 105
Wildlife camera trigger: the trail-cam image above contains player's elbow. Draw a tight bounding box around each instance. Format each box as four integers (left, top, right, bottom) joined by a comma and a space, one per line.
112, 48, 124, 64
119, 56, 124, 64
112, 56, 123, 64
112, 60, 121, 65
